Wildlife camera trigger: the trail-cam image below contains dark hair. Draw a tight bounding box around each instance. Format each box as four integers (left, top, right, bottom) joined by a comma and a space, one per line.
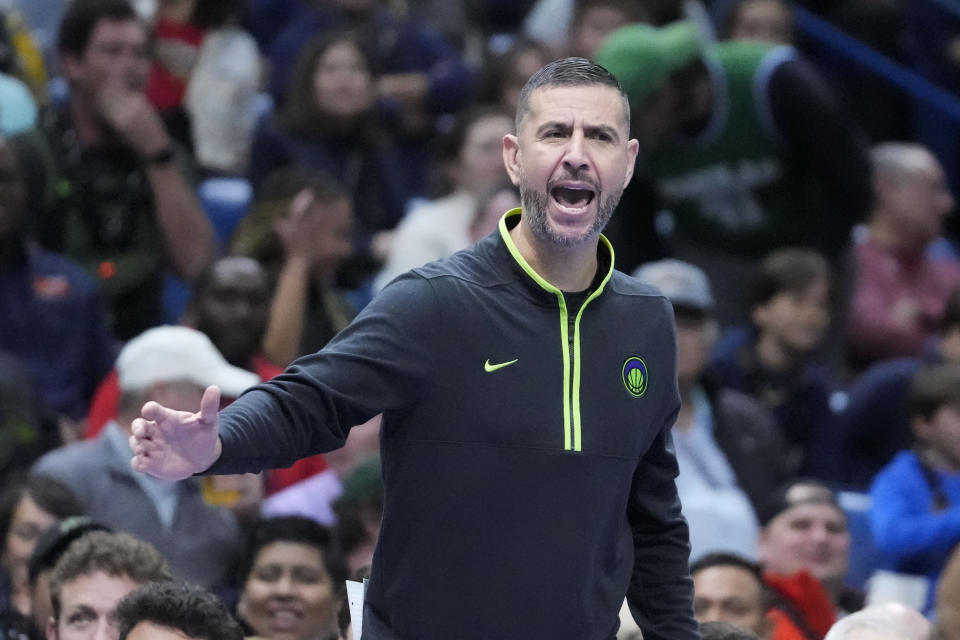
50, 531, 173, 620
474, 36, 551, 106
690, 552, 773, 607
28, 517, 111, 585
58, 0, 139, 58
278, 31, 379, 142
746, 247, 830, 311
114, 581, 244, 640
942, 285, 960, 332
191, 0, 244, 29
719, 0, 794, 40
0, 473, 85, 551
430, 104, 511, 196
756, 478, 843, 527
908, 363, 960, 421
700, 620, 761, 640
515, 57, 630, 132
184, 256, 269, 318
230, 167, 348, 274
238, 516, 347, 588
691, 552, 763, 582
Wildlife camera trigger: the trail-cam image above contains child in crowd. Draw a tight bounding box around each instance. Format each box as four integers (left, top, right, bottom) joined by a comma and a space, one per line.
870, 363, 960, 614
709, 248, 835, 475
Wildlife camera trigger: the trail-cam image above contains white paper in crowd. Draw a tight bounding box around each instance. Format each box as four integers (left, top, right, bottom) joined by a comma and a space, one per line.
346, 579, 365, 638
866, 570, 929, 612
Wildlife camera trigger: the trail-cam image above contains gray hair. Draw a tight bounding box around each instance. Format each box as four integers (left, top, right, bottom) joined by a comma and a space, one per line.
870, 142, 937, 184
824, 604, 931, 640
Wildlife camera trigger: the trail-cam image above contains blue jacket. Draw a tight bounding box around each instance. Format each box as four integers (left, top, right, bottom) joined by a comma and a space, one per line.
870, 450, 960, 610
0, 241, 115, 418
210, 210, 699, 639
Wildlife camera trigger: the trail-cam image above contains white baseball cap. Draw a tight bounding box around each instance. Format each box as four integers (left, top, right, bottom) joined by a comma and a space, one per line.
117, 325, 261, 396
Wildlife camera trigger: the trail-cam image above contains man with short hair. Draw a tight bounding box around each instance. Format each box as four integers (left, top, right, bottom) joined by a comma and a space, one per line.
32, 0, 214, 340
29, 517, 111, 640
847, 142, 960, 370
130, 58, 699, 639
112, 582, 243, 640
757, 480, 859, 639
691, 553, 771, 639
46, 531, 173, 640
34, 326, 254, 589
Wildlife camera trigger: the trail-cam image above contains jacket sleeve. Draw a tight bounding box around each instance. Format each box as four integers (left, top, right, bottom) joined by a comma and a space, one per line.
625, 420, 700, 640
206, 273, 439, 474
870, 455, 960, 557
626, 299, 700, 640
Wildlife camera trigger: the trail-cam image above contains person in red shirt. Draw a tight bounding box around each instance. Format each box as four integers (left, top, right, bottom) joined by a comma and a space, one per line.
848, 142, 960, 371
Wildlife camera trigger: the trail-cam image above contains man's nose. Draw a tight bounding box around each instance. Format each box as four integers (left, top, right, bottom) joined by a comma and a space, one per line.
699, 605, 722, 623
92, 617, 119, 640
274, 573, 296, 596
562, 132, 589, 173
810, 524, 832, 544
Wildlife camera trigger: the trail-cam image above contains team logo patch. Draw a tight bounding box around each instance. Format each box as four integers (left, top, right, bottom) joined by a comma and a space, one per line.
621, 356, 648, 398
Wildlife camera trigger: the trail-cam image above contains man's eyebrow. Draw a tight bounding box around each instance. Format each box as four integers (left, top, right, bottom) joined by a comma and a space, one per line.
584, 124, 620, 142
535, 120, 571, 135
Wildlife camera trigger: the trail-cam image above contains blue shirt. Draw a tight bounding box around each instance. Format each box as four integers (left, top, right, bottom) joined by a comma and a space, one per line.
0, 242, 116, 418
870, 450, 960, 612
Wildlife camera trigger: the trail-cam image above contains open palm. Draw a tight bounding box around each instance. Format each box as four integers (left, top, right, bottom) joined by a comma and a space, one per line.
130, 386, 223, 480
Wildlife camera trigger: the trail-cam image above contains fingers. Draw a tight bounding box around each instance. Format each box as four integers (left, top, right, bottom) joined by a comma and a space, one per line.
141, 400, 172, 422
130, 417, 157, 441
129, 432, 162, 472
199, 385, 222, 423
289, 188, 315, 219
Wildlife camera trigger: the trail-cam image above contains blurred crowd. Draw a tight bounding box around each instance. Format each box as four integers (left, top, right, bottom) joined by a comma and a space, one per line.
2, 0, 960, 638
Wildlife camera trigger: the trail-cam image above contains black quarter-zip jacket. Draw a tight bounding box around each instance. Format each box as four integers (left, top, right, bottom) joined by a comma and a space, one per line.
211, 210, 699, 639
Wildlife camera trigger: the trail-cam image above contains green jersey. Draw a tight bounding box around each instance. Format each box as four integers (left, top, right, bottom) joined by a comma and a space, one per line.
647, 42, 827, 257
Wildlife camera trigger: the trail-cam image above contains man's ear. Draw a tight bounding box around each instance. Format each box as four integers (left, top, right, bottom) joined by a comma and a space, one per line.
622, 138, 639, 189
60, 53, 83, 85
502, 134, 522, 188
46, 616, 57, 640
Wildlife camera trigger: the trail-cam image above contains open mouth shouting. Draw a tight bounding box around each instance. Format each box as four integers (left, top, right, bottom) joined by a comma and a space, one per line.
549, 181, 597, 215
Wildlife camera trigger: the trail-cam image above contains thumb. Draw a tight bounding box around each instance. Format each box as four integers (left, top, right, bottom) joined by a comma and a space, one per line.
199, 386, 222, 424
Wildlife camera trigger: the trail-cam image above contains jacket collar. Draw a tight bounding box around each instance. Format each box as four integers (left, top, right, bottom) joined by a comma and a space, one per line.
494, 208, 615, 305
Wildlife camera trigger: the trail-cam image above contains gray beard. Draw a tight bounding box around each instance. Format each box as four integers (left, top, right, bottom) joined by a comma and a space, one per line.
518, 171, 621, 248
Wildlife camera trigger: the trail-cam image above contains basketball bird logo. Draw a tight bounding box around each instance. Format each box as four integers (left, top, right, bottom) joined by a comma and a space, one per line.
621, 356, 648, 398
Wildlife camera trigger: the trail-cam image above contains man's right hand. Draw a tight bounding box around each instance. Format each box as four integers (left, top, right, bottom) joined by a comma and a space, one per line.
130, 385, 224, 480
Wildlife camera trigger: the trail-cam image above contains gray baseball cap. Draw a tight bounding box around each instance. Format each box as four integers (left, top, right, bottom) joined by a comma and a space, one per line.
632, 259, 714, 311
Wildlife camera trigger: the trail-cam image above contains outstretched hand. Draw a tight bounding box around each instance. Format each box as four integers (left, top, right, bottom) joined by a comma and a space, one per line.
130, 385, 224, 480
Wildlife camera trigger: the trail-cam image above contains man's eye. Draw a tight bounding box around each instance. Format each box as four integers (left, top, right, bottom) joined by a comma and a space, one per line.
67, 614, 93, 627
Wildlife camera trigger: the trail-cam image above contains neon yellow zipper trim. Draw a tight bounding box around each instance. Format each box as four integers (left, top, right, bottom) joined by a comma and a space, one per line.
498, 209, 616, 452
